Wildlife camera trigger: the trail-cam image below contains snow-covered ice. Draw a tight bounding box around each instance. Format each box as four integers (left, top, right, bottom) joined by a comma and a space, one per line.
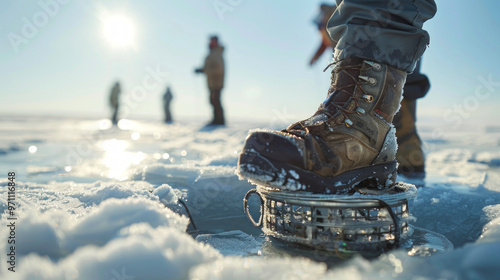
1, 116, 500, 279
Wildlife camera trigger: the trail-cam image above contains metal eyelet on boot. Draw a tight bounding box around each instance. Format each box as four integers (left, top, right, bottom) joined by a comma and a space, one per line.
363, 60, 382, 71
344, 118, 353, 127
356, 107, 366, 115
363, 95, 374, 102
359, 75, 377, 86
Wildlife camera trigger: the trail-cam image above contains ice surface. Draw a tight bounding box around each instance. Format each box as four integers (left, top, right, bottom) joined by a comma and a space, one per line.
195, 230, 262, 256
1, 117, 500, 279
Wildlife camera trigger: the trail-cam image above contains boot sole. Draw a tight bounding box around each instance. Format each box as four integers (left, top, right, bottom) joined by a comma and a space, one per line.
237, 151, 397, 194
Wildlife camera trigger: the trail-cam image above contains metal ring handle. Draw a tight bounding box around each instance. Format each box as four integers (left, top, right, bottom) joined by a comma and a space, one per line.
243, 188, 264, 227
375, 198, 400, 248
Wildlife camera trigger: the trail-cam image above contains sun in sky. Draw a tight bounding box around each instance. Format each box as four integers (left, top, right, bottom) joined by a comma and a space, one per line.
100, 12, 137, 49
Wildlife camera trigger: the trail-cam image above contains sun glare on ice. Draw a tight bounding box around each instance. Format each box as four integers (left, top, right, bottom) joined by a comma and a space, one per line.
101, 139, 144, 181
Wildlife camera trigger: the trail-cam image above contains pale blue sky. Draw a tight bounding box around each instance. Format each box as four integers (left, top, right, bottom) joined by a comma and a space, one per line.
1, 1, 499, 126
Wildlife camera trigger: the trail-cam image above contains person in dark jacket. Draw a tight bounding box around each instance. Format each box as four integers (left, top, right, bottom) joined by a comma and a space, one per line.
109, 81, 121, 125
163, 86, 173, 123
309, 3, 336, 66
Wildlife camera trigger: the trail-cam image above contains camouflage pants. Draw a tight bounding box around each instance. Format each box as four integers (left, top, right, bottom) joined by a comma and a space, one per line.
327, 0, 437, 73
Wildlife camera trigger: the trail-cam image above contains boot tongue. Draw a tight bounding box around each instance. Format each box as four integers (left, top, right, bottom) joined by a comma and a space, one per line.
303, 58, 363, 125
325, 57, 363, 108
288, 58, 363, 129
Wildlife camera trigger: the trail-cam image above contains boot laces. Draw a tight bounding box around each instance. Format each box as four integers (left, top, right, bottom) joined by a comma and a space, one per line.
286, 61, 374, 136
317, 62, 372, 125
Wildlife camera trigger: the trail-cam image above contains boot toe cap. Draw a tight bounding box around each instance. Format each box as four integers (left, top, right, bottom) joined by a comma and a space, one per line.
241, 131, 305, 169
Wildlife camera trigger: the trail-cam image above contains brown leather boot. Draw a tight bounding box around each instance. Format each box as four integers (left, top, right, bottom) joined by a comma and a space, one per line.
393, 99, 425, 178
237, 58, 407, 194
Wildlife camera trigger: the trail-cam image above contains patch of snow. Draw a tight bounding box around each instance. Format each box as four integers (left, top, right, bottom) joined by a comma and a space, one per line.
289, 170, 300, 180
470, 151, 500, 167
12, 224, 220, 280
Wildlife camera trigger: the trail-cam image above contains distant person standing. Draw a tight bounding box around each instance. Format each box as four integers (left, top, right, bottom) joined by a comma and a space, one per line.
195, 35, 225, 126
309, 3, 336, 66
163, 86, 173, 123
109, 81, 121, 125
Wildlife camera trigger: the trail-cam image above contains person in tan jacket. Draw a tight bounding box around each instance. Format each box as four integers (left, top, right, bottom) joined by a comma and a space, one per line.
195, 35, 225, 126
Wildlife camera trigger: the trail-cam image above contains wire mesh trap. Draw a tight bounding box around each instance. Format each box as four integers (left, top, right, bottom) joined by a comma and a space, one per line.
243, 182, 417, 254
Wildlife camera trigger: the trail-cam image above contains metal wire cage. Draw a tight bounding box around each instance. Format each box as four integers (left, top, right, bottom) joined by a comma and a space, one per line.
244, 182, 417, 254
